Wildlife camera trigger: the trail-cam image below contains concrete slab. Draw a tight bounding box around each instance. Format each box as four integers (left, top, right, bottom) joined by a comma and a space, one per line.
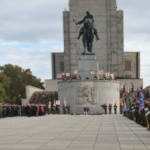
0, 115, 149, 150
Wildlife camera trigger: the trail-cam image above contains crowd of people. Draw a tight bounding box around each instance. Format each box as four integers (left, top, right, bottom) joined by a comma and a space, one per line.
0, 103, 47, 118
101, 102, 118, 114
120, 83, 150, 129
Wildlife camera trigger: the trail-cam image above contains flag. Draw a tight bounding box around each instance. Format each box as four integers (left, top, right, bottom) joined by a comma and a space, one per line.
139, 92, 145, 114
123, 101, 127, 112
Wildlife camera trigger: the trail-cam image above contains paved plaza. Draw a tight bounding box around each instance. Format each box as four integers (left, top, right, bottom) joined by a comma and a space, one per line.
0, 115, 150, 150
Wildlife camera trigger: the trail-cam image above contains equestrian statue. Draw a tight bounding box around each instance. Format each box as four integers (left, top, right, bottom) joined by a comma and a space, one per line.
73, 11, 100, 55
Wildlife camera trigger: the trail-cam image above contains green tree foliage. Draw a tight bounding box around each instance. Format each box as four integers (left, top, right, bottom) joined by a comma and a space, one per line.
0, 64, 44, 104
0, 73, 10, 103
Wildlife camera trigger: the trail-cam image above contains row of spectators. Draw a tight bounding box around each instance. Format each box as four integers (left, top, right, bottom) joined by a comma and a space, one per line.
0, 103, 46, 118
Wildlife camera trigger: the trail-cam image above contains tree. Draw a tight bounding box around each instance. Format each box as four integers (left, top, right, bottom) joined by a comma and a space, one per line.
0, 73, 10, 103
0, 64, 44, 104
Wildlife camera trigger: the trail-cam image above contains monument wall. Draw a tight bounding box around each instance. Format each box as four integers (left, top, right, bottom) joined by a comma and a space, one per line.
58, 80, 120, 114
63, 0, 124, 77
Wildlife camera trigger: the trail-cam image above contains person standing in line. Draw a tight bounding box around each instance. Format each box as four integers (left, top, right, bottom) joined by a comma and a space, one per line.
0, 103, 3, 118
114, 103, 117, 114
3, 104, 6, 118
19, 105, 21, 116
104, 103, 107, 114
109, 104, 112, 114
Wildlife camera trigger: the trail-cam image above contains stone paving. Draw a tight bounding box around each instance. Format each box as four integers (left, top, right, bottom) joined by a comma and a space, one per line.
0, 115, 150, 150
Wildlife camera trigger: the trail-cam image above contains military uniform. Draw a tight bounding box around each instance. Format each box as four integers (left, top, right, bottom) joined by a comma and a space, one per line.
104, 104, 107, 114
147, 104, 150, 130
63, 104, 66, 114
0, 105, 3, 118
108, 104, 112, 114
66, 104, 70, 114
114, 105, 117, 114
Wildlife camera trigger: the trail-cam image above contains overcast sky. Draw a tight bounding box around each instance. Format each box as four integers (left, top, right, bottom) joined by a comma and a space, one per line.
0, 0, 150, 88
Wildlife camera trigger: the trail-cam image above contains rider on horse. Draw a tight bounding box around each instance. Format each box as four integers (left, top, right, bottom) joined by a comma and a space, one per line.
76, 11, 100, 40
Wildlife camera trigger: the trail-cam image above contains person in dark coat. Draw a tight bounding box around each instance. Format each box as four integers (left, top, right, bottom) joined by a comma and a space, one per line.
114, 103, 117, 114
109, 104, 112, 114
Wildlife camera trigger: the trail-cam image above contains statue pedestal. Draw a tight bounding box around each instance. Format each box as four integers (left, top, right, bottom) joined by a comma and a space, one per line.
78, 55, 99, 80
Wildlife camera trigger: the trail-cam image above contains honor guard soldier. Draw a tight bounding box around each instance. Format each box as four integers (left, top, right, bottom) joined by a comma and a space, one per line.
104, 103, 107, 114
114, 103, 117, 114
66, 104, 70, 114
63, 103, 66, 114
0, 104, 3, 118
53, 105, 56, 115
108, 104, 112, 114
94, 75, 97, 80
56, 105, 61, 114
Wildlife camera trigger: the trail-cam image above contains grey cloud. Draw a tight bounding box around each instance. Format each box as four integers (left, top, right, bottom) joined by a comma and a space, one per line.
0, 0, 68, 42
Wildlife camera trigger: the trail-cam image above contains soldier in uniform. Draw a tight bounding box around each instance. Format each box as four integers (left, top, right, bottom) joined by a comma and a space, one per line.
0, 103, 3, 118
3, 104, 6, 118
114, 103, 117, 114
63, 103, 66, 114
75, 11, 100, 40
108, 104, 112, 114
66, 104, 70, 114
104, 103, 107, 114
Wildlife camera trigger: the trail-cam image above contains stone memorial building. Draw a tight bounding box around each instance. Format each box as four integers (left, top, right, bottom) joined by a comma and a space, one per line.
23, 0, 143, 114
51, 0, 140, 80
